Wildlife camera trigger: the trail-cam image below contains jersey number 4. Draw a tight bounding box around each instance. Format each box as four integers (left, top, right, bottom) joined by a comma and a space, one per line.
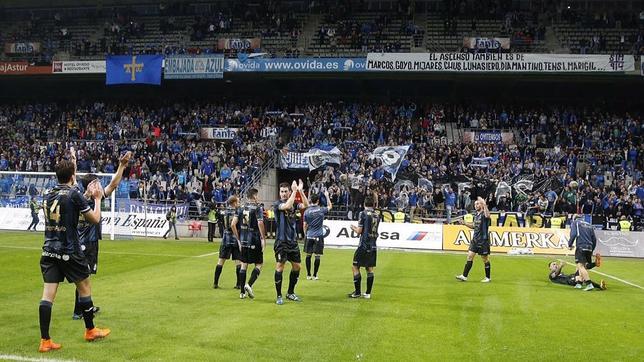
44, 199, 61, 224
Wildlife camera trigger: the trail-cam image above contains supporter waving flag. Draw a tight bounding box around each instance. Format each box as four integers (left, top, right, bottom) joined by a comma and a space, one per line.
369, 145, 410, 182
305, 146, 341, 171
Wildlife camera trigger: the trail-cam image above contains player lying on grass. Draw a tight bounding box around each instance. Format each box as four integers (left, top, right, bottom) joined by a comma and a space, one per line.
548, 259, 606, 291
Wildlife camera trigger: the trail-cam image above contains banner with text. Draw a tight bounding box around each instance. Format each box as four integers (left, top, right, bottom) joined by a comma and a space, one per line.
442, 225, 571, 255
218, 38, 261, 50
463, 130, 514, 144
52, 60, 106, 74
0, 61, 51, 75
594, 230, 643, 258
323, 220, 443, 250
278, 151, 309, 169
366, 53, 635, 73
199, 127, 240, 140
463, 37, 510, 50
225, 58, 366, 72
4, 42, 41, 54
164, 54, 224, 79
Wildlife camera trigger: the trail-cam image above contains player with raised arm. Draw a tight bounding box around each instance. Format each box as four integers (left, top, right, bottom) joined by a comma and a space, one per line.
232, 188, 267, 299
273, 180, 309, 305
303, 189, 332, 280
38, 159, 110, 353
348, 195, 379, 299
456, 197, 492, 283
72, 151, 132, 319
213, 195, 242, 289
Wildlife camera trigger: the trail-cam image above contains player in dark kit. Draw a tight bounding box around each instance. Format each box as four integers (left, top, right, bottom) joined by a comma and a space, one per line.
232, 188, 267, 299
348, 195, 379, 299
37, 159, 110, 353
456, 197, 492, 283
213, 195, 242, 289
72, 151, 131, 319
273, 180, 309, 305
303, 190, 332, 280
568, 216, 601, 291
548, 260, 605, 290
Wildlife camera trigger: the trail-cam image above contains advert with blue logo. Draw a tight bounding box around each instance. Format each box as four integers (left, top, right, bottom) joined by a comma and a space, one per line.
225, 58, 366, 72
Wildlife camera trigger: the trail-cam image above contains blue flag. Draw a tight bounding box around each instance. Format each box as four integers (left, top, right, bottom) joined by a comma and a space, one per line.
369, 145, 410, 181
106, 55, 163, 85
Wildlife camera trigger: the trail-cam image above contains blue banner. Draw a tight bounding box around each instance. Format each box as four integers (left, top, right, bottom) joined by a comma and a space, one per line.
369, 145, 410, 181
278, 151, 309, 169
164, 54, 224, 79
225, 58, 366, 72
475, 130, 502, 144
106, 55, 163, 85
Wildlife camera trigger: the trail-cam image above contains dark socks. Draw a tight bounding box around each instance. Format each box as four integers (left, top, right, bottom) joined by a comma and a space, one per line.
74, 289, 81, 315
235, 265, 241, 287
586, 262, 596, 270
238, 269, 247, 289
214, 264, 223, 286
353, 272, 362, 294
275, 271, 283, 297
463, 260, 473, 277
287, 269, 300, 294
305, 255, 312, 276
78, 296, 95, 330
39, 300, 52, 339
484, 262, 491, 279
314, 256, 321, 277
366, 272, 374, 294
248, 268, 261, 286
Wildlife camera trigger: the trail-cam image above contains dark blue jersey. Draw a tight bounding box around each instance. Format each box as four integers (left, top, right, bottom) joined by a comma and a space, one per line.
358, 208, 380, 250
569, 219, 596, 251
274, 201, 300, 249
304, 205, 328, 238
43, 184, 90, 255
237, 203, 263, 246
78, 197, 102, 245
221, 206, 238, 246
473, 212, 491, 243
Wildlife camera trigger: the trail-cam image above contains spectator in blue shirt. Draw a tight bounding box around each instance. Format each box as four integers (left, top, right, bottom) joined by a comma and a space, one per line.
444, 186, 456, 224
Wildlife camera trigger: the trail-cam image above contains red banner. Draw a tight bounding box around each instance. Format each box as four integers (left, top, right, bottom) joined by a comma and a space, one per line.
0, 61, 51, 75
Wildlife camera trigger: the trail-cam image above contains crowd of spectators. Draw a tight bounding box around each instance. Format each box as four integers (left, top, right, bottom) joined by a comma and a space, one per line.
0, 100, 641, 227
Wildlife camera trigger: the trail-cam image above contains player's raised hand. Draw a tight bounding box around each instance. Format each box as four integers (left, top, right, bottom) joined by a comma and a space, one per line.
89, 180, 103, 200
119, 151, 133, 166
291, 180, 298, 192
298, 179, 304, 191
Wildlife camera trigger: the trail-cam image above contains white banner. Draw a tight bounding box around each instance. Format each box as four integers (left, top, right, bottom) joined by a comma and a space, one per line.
52, 61, 106, 74
323, 220, 442, 250
199, 127, 240, 140
463, 37, 510, 50
278, 151, 309, 169
366, 53, 635, 73
0, 208, 169, 238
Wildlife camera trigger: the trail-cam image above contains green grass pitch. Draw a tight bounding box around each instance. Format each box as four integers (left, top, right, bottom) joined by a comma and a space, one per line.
0, 231, 643, 361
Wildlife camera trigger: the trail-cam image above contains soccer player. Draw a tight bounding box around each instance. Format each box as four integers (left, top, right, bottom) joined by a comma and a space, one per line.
348, 195, 379, 299
548, 260, 605, 290
456, 197, 492, 283
213, 195, 242, 289
38, 160, 110, 353
273, 180, 309, 305
232, 188, 267, 299
27, 196, 42, 231
72, 151, 131, 319
303, 189, 332, 280
568, 216, 600, 290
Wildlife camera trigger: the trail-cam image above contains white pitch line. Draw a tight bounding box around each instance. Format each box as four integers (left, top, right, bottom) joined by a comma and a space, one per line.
561, 261, 644, 290
0, 354, 84, 362
196, 251, 219, 258
0, 245, 214, 259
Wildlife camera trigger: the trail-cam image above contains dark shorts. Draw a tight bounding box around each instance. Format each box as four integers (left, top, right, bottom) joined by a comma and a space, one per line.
304, 237, 324, 255
575, 248, 593, 266
241, 244, 263, 265
82, 242, 99, 274
219, 243, 241, 260
353, 248, 377, 268
275, 246, 301, 264
468, 240, 490, 256
40, 253, 91, 284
